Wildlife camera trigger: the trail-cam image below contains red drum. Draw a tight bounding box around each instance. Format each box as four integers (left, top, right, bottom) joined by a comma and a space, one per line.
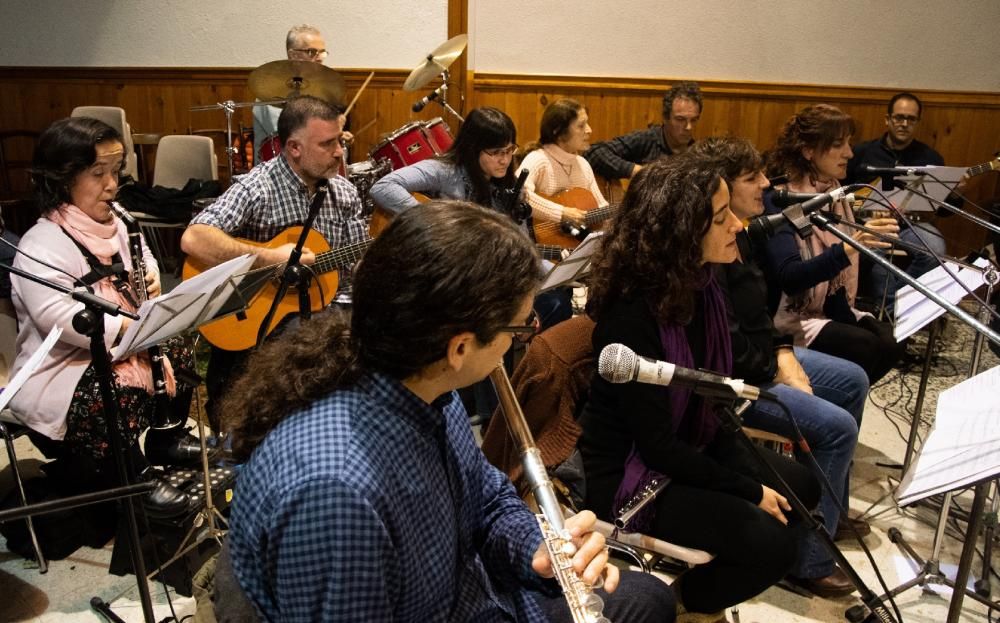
369, 122, 438, 170
259, 135, 282, 162
422, 117, 454, 153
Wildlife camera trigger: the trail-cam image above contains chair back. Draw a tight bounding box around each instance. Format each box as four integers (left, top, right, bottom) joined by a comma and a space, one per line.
153, 135, 218, 189
0, 298, 16, 387
70, 106, 139, 180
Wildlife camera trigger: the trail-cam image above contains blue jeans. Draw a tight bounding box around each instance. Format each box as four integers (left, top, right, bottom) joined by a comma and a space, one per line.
870, 222, 946, 313
744, 348, 868, 578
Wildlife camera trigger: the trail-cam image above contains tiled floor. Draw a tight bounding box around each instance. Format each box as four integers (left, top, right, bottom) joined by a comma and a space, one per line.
1, 319, 999, 622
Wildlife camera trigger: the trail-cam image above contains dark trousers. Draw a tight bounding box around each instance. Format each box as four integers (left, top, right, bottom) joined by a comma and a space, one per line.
534, 569, 676, 623
651, 448, 819, 614
809, 315, 906, 384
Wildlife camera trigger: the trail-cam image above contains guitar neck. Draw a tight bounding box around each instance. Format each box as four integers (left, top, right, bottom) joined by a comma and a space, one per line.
314, 239, 374, 274
536, 244, 564, 261
967, 158, 1000, 178
584, 203, 617, 226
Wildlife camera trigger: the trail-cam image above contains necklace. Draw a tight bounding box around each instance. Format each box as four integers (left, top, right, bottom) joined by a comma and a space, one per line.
556, 160, 574, 177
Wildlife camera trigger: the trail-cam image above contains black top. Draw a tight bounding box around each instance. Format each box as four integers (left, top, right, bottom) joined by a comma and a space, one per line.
583, 125, 687, 180
578, 295, 762, 521
719, 232, 793, 385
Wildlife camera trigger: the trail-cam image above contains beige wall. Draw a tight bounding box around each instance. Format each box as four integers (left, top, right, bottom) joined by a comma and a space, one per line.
471, 0, 1000, 91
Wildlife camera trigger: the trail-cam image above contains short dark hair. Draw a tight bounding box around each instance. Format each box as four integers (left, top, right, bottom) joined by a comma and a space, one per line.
689, 136, 762, 186
539, 98, 587, 145
662, 81, 703, 120
887, 92, 922, 118
441, 107, 517, 205
223, 200, 541, 461
31, 117, 124, 214
277, 95, 344, 144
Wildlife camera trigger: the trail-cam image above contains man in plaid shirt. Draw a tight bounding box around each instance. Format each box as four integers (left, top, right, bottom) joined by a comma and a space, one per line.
181, 95, 368, 428
584, 82, 702, 181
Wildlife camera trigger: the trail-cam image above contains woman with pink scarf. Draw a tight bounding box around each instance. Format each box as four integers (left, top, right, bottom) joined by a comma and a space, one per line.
761, 104, 905, 383
7, 117, 194, 519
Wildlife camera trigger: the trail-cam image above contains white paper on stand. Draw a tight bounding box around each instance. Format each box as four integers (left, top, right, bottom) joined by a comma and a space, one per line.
540, 231, 604, 293
897, 364, 1000, 507
112, 254, 257, 360
0, 327, 63, 412
893, 256, 990, 342
858, 165, 966, 215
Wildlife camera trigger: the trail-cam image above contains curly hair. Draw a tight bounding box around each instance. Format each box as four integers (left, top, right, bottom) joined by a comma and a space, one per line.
223, 200, 540, 461
662, 81, 703, 120
688, 136, 762, 186
764, 104, 855, 182
30, 117, 124, 214
587, 154, 722, 325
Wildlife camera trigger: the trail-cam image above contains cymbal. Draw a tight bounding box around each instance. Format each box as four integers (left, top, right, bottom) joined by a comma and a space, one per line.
248, 60, 346, 104
403, 34, 468, 92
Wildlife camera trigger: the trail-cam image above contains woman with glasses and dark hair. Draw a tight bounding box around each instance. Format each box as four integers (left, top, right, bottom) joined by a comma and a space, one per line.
580, 154, 820, 622
762, 104, 905, 384
519, 98, 610, 229
7, 116, 196, 520
218, 200, 675, 622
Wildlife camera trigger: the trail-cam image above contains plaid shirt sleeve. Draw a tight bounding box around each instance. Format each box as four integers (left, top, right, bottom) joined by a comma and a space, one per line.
584, 127, 665, 180
189, 178, 259, 234
269, 476, 399, 622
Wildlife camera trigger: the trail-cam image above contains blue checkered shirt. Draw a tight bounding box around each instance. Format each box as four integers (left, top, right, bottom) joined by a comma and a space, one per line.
190, 155, 368, 302
583, 125, 683, 180
227, 372, 552, 622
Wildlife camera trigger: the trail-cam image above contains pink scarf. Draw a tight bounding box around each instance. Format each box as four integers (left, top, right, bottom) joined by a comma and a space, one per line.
48, 204, 176, 395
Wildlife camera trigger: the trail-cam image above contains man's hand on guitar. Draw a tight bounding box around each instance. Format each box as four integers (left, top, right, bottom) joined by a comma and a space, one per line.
265, 243, 317, 267
561, 207, 587, 228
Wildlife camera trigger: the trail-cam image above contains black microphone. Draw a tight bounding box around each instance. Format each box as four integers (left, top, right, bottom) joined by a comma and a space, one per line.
507, 168, 531, 222
860, 164, 928, 177
746, 187, 854, 242
597, 343, 774, 401
411, 86, 444, 113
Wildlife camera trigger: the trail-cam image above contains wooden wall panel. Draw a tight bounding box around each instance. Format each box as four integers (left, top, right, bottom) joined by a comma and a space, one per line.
1, 67, 998, 253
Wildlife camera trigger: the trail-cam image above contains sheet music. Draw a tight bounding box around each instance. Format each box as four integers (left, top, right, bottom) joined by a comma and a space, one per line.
0, 327, 63, 412
859, 165, 965, 213
893, 257, 990, 341
539, 231, 603, 292
897, 364, 1000, 506
112, 254, 257, 360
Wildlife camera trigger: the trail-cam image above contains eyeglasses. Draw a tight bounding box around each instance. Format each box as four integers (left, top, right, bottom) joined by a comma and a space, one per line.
499, 310, 539, 337
889, 114, 919, 125
291, 48, 328, 60
484, 145, 518, 159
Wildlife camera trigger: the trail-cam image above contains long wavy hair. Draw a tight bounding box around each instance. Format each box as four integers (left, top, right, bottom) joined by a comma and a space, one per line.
223, 200, 540, 461
764, 104, 855, 183
440, 107, 517, 206
587, 154, 722, 325
30, 117, 124, 214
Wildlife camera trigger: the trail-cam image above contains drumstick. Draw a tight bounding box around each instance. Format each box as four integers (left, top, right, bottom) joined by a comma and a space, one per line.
353, 118, 377, 135
345, 72, 375, 116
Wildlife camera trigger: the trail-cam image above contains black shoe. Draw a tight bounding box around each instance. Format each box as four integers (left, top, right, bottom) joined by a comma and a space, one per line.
142, 479, 194, 519
788, 566, 857, 599
145, 428, 218, 467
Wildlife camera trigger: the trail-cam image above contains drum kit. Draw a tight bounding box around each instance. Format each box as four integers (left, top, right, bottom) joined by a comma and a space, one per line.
190, 34, 468, 214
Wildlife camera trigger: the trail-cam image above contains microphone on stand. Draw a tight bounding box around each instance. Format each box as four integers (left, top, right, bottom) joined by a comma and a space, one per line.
860, 164, 928, 177
746, 187, 854, 243
411, 86, 445, 112
597, 343, 774, 401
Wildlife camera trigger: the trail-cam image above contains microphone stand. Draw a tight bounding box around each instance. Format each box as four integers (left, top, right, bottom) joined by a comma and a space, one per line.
0, 262, 156, 623
255, 180, 328, 348
807, 212, 1000, 620
710, 399, 898, 623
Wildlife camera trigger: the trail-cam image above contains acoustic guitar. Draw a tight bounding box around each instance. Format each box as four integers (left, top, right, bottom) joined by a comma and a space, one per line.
187, 210, 566, 351
966, 155, 1000, 178
533, 187, 617, 250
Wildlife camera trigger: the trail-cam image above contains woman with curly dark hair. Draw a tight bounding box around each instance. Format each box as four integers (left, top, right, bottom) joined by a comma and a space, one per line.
219, 200, 675, 622
761, 104, 904, 383
580, 154, 821, 621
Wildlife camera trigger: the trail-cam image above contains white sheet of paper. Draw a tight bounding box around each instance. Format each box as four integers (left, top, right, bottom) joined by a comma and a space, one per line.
0, 327, 63, 412
898, 364, 1000, 506
893, 257, 990, 341
540, 231, 604, 292
112, 254, 257, 360
864, 165, 965, 213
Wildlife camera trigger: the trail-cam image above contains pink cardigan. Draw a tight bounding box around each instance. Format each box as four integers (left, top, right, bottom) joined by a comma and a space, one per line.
8, 217, 156, 440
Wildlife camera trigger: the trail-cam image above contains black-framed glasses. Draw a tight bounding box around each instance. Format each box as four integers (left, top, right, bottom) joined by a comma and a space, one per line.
291, 48, 328, 60
500, 310, 539, 336
889, 114, 919, 125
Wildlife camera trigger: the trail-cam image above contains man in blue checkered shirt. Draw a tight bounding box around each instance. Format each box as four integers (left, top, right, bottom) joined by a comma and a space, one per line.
181, 95, 369, 430
216, 201, 675, 622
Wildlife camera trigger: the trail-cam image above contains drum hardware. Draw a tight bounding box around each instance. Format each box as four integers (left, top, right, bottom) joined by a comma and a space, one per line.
190, 99, 284, 181
404, 34, 468, 124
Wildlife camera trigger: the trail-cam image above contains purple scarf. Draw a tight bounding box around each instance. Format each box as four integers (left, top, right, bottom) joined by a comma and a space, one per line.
613, 271, 732, 533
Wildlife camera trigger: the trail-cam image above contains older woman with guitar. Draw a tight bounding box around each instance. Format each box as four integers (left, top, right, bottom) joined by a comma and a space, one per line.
519, 98, 616, 249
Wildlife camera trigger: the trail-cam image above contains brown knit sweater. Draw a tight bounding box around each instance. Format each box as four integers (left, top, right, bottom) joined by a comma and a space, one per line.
480, 315, 596, 486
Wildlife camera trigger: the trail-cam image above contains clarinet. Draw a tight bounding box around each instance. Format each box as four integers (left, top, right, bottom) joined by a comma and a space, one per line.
110, 203, 179, 430
489, 364, 611, 623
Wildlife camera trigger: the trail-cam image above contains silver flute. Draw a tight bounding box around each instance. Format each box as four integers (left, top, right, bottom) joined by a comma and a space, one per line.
489, 363, 611, 623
